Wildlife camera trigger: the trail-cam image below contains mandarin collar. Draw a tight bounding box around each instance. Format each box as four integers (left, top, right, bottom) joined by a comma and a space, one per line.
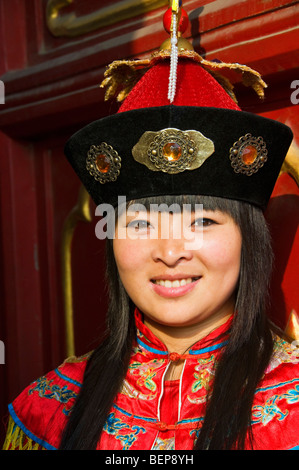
134, 307, 232, 359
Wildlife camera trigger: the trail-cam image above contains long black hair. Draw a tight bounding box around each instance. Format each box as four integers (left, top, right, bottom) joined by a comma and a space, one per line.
59, 195, 274, 450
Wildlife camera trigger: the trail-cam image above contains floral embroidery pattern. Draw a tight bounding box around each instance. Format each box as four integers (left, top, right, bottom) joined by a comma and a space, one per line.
192, 356, 215, 393
266, 336, 299, 374
252, 383, 299, 426
152, 436, 175, 450
286, 384, 299, 404
129, 359, 164, 391
252, 398, 288, 425
121, 358, 165, 400
187, 356, 216, 404
29, 376, 77, 416
103, 412, 146, 450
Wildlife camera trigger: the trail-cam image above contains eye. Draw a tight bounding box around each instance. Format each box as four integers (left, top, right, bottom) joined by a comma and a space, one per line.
192, 217, 216, 228
127, 219, 151, 231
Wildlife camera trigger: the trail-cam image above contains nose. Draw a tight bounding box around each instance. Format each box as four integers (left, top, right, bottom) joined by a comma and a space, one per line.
151, 237, 194, 267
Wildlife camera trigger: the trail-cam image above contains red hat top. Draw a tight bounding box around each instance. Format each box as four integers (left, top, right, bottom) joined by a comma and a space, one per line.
118, 60, 241, 113
102, 3, 264, 113
64, 2, 293, 210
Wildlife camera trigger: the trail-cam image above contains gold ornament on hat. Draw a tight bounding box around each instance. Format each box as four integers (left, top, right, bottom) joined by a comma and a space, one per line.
132, 128, 215, 174
229, 134, 268, 176
100, 0, 267, 107
100, 54, 267, 105
86, 143, 121, 183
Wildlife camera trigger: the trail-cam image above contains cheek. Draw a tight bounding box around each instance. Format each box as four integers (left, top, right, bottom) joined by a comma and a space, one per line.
203, 233, 242, 274
113, 240, 152, 304
113, 239, 148, 274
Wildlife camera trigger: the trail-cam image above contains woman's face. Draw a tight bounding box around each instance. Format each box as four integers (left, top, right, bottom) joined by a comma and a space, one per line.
113, 205, 242, 334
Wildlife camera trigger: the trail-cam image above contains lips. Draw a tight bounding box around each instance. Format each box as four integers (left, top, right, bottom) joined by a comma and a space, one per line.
152, 277, 200, 287
150, 276, 201, 298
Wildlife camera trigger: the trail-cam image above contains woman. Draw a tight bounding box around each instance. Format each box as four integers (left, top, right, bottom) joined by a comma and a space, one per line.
3, 5, 299, 451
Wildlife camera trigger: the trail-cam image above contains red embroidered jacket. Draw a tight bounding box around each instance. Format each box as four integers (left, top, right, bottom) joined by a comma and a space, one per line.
4, 310, 299, 450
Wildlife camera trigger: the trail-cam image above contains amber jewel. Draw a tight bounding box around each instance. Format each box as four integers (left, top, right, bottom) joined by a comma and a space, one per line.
96, 154, 111, 173
162, 142, 182, 161
240, 145, 258, 165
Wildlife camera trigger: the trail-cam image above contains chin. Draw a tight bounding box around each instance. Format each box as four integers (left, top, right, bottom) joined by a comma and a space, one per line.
145, 307, 200, 327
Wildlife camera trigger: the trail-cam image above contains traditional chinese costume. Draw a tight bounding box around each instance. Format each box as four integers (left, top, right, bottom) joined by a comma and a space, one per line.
3, 309, 299, 450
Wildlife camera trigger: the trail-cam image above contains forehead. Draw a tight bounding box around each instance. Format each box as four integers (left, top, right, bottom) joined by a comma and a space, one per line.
118, 194, 241, 214
124, 202, 203, 214
118, 201, 233, 216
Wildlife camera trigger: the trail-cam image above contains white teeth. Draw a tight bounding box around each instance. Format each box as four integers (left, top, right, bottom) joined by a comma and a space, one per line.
154, 277, 196, 287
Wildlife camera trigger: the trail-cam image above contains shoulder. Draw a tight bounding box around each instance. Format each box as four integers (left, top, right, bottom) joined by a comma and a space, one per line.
267, 334, 299, 374
6, 353, 91, 450
251, 336, 299, 450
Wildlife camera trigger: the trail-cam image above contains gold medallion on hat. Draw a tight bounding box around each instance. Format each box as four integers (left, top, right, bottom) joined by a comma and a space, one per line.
132, 128, 214, 174
230, 134, 268, 176
86, 143, 121, 183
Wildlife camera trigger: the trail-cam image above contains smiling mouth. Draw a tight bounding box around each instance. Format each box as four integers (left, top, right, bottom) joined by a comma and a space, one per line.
151, 277, 200, 288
